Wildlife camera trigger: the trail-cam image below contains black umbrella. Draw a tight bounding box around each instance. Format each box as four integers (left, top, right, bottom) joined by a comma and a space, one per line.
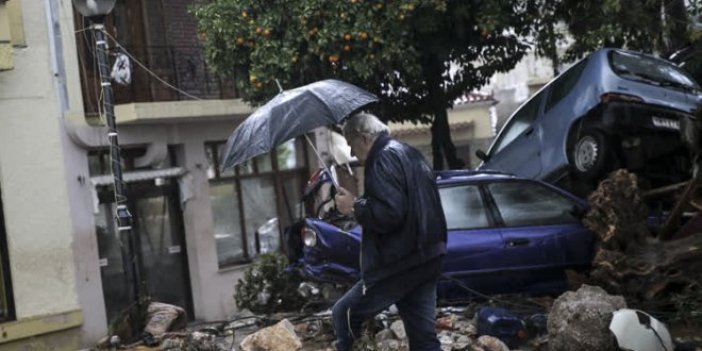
220, 79, 378, 170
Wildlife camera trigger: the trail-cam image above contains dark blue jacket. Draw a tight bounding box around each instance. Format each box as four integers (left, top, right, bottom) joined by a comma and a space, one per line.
353, 133, 447, 285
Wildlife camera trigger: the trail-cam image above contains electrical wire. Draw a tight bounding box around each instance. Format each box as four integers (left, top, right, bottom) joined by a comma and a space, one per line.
99, 29, 204, 101
439, 273, 549, 314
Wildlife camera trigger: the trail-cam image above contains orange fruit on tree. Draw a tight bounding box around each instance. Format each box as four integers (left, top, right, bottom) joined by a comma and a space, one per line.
255, 27, 262, 34
263, 28, 271, 36
344, 34, 352, 41
242, 11, 248, 18
236, 37, 245, 45
358, 32, 368, 40
343, 45, 351, 52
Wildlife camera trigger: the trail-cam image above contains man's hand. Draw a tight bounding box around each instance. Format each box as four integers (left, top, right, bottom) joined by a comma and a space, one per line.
334, 186, 356, 216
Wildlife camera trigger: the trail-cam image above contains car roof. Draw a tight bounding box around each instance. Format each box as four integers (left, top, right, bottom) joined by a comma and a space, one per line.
434, 169, 587, 205
435, 169, 516, 184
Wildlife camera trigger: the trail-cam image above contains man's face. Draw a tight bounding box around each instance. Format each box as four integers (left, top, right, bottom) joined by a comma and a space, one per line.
346, 134, 372, 165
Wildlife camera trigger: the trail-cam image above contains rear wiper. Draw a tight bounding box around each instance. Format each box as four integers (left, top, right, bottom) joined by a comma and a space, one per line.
615, 69, 660, 85
657, 80, 699, 93
617, 69, 698, 92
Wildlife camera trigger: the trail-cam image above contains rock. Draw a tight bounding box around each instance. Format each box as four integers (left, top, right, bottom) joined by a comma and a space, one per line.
390, 320, 406, 340
240, 319, 302, 351
455, 320, 477, 335
144, 302, 187, 337
375, 329, 395, 343
476, 335, 509, 351
453, 334, 473, 350
547, 285, 625, 351
191, 331, 217, 349
437, 314, 459, 330
439, 331, 455, 350
377, 339, 401, 351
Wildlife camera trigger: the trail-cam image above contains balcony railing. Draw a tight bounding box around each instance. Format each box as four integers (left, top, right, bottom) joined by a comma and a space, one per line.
79, 45, 241, 117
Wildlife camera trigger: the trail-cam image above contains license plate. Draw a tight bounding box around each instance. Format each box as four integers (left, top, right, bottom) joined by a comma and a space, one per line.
651, 116, 680, 130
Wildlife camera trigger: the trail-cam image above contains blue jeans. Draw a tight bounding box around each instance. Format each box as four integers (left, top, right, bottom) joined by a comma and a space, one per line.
331, 258, 442, 351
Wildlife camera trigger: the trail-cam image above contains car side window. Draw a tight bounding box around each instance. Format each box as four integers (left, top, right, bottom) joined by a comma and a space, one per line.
491, 92, 544, 155
487, 181, 579, 227
438, 185, 490, 230
544, 59, 588, 113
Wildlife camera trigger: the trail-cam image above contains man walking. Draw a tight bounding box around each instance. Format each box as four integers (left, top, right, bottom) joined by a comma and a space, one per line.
333, 112, 447, 351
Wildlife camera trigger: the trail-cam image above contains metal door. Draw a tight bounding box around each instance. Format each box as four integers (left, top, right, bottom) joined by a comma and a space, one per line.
95, 179, 193, 322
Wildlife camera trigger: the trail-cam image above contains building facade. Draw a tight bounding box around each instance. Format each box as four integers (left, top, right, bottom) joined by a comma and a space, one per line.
0, 1, 561, 349
1, 0, 314, 348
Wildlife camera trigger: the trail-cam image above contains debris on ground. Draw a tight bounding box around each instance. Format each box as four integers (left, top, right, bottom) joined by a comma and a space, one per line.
240, 319, 302, 351
580, 170, 702, 319
547, 285, 625, 351
94, 170, 702, 351
143, 302, 187, 344
609, 308, 674, 351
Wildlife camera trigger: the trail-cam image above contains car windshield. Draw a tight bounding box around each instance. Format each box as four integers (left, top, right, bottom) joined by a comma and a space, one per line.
609, 51, 700, 91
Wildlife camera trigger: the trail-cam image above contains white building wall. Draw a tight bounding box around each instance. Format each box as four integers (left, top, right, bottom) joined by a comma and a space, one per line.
0, 0, 83, 348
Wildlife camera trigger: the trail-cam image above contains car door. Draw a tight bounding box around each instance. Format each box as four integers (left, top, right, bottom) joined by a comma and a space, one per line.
482, 91, 546, 179
437, 183, 511, 297
485, 179, 591, 293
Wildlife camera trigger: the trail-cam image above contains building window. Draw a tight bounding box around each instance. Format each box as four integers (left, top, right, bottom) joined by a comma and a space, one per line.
206, 138, 309, 267
0, 185, 15, 322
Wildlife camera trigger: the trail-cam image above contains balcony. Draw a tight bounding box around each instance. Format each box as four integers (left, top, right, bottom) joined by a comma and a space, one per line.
78, 45, 251, 124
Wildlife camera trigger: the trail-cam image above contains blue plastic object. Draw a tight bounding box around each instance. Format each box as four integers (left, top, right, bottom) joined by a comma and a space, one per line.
476, 307, 527, 348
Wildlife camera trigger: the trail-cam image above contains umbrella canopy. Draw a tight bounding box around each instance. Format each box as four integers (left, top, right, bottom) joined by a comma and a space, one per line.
220, 79, 378, 170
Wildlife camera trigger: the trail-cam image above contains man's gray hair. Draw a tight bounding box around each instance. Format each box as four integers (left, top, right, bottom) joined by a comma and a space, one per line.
342, 112, 389, 139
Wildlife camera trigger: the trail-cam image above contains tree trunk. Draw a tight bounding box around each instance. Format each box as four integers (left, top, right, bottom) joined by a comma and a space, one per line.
431, 122, 445, 170
546, 20, 560, 76
664, 0, 688, 54
577, 170, 702, 305
431, 108, 465, 170
425, 55, 465, 171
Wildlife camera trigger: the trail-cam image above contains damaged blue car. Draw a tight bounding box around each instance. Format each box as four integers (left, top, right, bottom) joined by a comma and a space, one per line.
284, 169, 595, 301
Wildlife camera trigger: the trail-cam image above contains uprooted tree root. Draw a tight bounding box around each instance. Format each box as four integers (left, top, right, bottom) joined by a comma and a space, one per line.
575, 170, 702, 324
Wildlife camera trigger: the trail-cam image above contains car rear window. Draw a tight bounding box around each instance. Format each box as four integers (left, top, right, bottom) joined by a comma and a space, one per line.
609, 51, 700, 90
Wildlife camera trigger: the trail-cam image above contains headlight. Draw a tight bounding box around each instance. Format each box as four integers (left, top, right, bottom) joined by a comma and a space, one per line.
301, 227, 317, 247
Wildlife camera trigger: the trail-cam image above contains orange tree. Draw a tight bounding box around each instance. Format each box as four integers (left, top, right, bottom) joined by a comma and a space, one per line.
193, 0, 534, 169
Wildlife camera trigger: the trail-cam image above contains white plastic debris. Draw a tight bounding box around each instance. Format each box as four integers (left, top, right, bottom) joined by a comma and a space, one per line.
110, 53, 131, 85
609, 309, 674, 351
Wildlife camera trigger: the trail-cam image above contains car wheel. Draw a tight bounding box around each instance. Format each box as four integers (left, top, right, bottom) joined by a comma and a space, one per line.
570, 129, 609, 180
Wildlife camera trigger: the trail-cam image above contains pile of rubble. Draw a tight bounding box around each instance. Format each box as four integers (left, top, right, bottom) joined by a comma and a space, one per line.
97, 170, 702, 351
96, 286, 702, 351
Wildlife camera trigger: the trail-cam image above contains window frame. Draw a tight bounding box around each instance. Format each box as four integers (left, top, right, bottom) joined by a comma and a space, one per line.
608, 50, 700, 90
489, 91, 545, 157
437, 183, 496, 231
205, 138, 310, 267
0, 186, 16, 323
544, 59, 588, 113
483, 179, 582, 228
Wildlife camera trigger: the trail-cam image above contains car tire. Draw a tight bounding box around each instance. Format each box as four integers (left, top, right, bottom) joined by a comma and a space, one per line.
569, 129, 610, 180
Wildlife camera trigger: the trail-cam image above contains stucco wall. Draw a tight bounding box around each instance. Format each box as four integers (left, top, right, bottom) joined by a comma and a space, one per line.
67, 120, 254, 325
0, 0, 80, 319
0, 0, 82, 348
